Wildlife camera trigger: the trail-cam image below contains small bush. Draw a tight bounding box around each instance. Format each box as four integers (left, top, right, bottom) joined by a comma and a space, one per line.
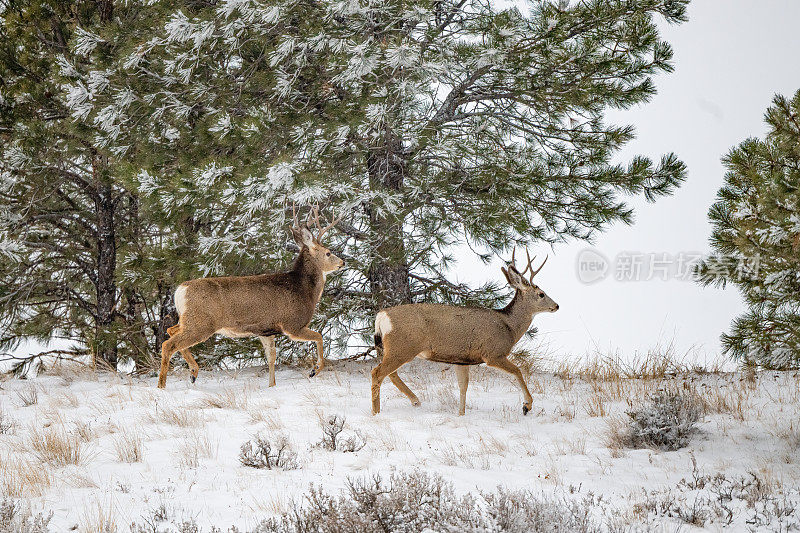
621, 391, 700, 451
239, 434, 298, 470
317, 415, 366, 453
253, 471, 601, 533
0, 496, 52, 533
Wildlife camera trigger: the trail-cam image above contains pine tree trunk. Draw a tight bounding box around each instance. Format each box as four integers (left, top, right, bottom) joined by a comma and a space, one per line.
366, 133, 412, 310
94, 165, 118, 367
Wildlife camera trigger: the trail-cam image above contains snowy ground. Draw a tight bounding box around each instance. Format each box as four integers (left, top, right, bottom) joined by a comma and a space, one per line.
1, 359, 799, 531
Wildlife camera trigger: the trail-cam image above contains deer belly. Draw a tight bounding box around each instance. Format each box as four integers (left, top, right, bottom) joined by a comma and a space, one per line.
418, 350, 482, 365
216, 328, 254, 339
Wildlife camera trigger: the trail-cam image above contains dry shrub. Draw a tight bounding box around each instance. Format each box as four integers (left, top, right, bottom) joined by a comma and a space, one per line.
317, 415, 366, 453
634, 461, 799, 529
28, 426, 86, 466
255, 471, 600, 532
239, 434, 299, 470
614, 391, 701, 451
0, 496, 52, 533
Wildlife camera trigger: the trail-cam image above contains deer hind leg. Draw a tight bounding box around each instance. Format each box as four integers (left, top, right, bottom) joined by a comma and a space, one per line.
285, 327, 324, 378
371, 344, 416, 415
389, 371, 421, 407
167, 324, 181, 336
455, 365, 470, 416
259, 336, 277, 387
486, 357, 533, 415
158, 325, 214, 389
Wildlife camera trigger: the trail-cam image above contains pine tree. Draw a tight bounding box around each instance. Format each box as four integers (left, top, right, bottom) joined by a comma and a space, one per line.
0, 0, 155, 367
697, 90, 800, 369
84, 0, 688, 358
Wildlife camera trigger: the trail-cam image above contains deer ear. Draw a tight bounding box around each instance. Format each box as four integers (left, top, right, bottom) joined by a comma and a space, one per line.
292, 225, 314, 247
503, 265, 526, 288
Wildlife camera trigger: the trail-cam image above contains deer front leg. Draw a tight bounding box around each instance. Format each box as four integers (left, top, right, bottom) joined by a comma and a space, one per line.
455, 365, 469, 416
259, 336, 277, 387
486, 357, 533, 415
285, 327, 324, 377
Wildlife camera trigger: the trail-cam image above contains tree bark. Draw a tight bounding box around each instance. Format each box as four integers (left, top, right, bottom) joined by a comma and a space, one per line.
366, 131, 412, 310
93, 159, 118, 367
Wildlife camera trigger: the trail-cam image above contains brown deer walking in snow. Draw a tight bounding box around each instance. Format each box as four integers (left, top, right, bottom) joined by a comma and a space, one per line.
157, 207, 344, 389
371, 249, 558, 415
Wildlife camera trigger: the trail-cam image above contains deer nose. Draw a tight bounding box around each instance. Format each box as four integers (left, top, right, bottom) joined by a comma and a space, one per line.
554, 304, 559, 311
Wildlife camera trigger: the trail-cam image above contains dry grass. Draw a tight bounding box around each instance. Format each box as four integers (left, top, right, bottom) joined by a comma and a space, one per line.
197, 388, 248, 410
0, 408, 14, 435
80, 499, 117, 533
15, 386, 39, 407
145, 403, 202, 427
52, 390, 80, 409
246, 491, 293, 515
113, 430, 143, 463
554, 437, 587, 456
432, 442, 490, 469
73, 420, 97, 443
174, 429, 218, 469
28, 425, 87, 466
0, 456, 53, 497
585, 390, 607, 417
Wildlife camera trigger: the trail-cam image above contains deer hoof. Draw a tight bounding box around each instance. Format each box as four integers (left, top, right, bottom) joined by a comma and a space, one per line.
411, 400, 421, 407
522, 405, 530, 415
190, 375, 196, 384
309, 366, 317, 378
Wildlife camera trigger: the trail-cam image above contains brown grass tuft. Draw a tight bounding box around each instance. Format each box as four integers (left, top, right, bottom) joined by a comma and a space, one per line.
28, 425, 86, 466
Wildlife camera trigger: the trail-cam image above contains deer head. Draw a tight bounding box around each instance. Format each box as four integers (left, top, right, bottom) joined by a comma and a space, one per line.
290, 205, 345, 273
500, 247, 559, 314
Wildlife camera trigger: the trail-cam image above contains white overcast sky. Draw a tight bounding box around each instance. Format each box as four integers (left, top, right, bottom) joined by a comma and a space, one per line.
457, 0, 800, 364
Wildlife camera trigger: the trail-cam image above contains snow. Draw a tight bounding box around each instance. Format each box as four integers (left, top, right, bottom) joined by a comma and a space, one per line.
1, 360, 799, 530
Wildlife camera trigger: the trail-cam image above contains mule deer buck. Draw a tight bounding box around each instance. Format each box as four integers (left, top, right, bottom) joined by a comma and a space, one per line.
371, 249, 558, 416
157, 207, 344, 389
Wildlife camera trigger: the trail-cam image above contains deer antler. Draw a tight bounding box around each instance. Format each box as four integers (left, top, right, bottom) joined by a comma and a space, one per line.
520, 248, 534, 277
308, 204, 342, 242
530, 255, 548, 282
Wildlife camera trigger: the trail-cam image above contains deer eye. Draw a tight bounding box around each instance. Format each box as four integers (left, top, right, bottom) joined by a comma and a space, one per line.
539, 293, 545, 298
326, 252, 331, 257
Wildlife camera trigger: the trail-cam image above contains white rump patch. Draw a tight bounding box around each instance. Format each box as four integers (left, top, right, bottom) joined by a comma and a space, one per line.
375, 311, 393, 337
174, 285, 188, 316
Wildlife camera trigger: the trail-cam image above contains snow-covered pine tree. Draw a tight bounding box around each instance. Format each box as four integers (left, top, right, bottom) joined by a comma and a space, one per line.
697, 90, 800, 369
0, 0, 146, 367
82, 0, 689, 359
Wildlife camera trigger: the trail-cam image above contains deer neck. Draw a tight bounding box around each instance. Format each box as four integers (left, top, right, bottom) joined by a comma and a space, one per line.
292, 249, 325, 304
500, 290, 536, 341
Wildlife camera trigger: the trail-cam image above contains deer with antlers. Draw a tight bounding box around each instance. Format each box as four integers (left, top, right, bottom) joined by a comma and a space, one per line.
371, 249, 558, 416
157, 206, 344, 389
